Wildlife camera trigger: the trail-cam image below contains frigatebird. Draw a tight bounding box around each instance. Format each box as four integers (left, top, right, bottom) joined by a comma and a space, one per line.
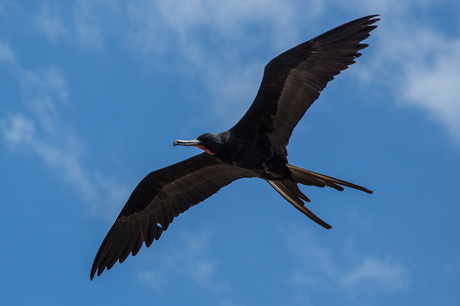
91, 15, 378, 280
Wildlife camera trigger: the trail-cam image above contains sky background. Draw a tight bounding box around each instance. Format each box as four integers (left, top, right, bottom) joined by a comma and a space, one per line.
1, 1, 459, 305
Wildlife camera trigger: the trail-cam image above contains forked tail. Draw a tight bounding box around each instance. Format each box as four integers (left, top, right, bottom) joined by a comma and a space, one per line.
267, 164, 372, 229
287, 164, 373, 194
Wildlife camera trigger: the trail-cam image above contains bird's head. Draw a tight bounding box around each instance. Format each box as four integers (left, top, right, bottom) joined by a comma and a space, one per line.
173, 132, 226, 155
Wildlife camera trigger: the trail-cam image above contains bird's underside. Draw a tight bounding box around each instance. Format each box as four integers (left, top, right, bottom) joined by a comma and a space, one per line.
90, 15, 379, 280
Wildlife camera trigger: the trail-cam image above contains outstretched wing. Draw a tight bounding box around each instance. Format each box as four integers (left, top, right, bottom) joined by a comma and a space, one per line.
91, 153, 255, 279
231, 15, 379, 158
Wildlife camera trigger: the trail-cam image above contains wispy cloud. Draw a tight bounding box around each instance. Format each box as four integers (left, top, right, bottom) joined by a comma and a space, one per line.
72, 0, 112, 50
352, 1, 460, 140
400, 35, 460, 138
342, 258, 410, 293
124, 0, 307, 128
3, 113, 35, 144
32, 0, 119, 49
283, 226, 410, 302
1, 42, 129, 219
0, 40, 16, 64
123, 0, 456, 136
126, 0, 301, 53
3, 0, 460, 214
6, 0, 460, 139
35, 3, 69, 42
137, 230, 230, 293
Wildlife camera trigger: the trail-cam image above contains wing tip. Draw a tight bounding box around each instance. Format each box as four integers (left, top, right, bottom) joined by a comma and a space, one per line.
362, 14, 380, 24
90, 267, 99, 281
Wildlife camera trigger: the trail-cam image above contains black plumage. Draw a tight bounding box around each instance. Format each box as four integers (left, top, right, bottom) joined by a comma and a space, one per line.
91, 15, 379, 280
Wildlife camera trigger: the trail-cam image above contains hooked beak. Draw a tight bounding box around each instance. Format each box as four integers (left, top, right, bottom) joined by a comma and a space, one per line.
173, 139, 201, 147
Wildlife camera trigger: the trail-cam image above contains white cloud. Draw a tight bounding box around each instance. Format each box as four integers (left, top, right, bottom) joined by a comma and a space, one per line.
343, 258, 410, 292
0, 39, 16, 64
137, 270, 169, 292
126, 0, 301, 54
35, 3, 68, 42
201, 61, 264, 128
284, 227, 337, 278
283, 226, 410, 301
350, 1, 460, 140
18, 66, 70, 134
8, 1, 460, 140
3, 113, 35, 144
63, 0, 460, 139
401, 37, 460, 137
32, 0, 119, 50
1, 41, 129, 219
2, 114, 100, 208
123, 0, 315, 130
4, 0, 460, 217
71, 0, 122, 50
138, 230, 230, 293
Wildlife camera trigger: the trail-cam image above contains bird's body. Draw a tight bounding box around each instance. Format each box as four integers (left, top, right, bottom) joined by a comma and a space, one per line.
91, 15, 379, 280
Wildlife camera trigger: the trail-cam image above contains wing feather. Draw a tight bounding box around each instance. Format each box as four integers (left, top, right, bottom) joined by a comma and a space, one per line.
91, 153, 255, 279
231, 15, 379, 158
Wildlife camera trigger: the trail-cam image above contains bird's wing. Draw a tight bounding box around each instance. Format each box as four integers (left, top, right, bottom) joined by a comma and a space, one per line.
90, 153, 255, 279
231, 15, 379, 158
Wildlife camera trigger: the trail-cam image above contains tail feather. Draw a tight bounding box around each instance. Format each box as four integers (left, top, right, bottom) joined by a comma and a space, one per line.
267, 165, 372, 229
287, 164, 373, 194
268, 180, 331, 229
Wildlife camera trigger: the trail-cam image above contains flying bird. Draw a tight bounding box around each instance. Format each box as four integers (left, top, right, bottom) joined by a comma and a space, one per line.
91, 15, 379, 280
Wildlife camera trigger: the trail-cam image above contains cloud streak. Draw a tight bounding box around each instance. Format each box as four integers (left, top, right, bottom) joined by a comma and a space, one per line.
137, 230, 230, 293
283, 226, 410, 303
123, 0, 305, 127
1, 42, 129, 219
401, 35, 460, 138
35, 3, 69, 42
342, 258, 410, 293
16, 0, 460, 139
0, 40, 16, 64
353, 1, 460, 140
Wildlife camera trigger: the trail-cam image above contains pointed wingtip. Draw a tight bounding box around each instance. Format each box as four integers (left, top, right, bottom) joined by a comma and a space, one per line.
90, 268, 97, 281
90, 263, 104, 280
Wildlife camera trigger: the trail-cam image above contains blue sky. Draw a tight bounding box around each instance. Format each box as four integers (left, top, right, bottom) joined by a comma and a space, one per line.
1, 0, 459, 305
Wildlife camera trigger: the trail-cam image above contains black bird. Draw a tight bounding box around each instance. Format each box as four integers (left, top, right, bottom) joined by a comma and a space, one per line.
91, 15, 378, 280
